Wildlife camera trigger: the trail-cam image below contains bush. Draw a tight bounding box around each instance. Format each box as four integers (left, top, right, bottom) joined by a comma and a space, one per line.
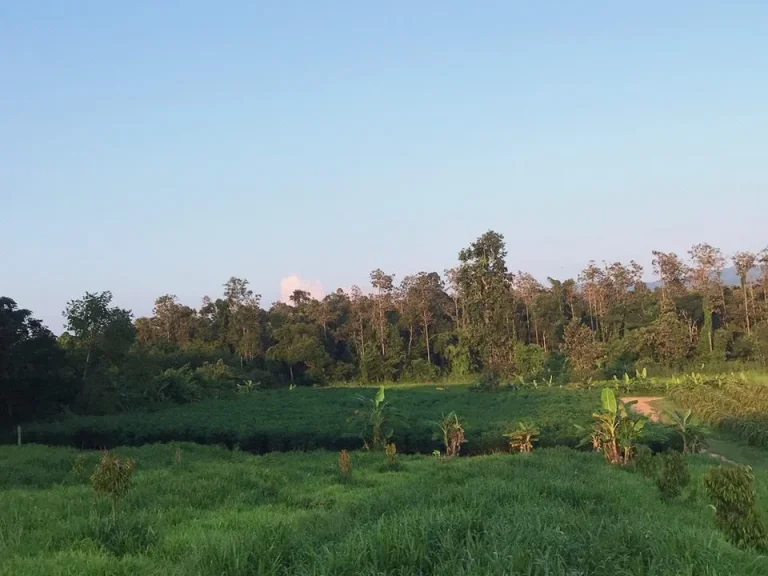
513, 343, 546, 381
152, 365, 202, 403
704, 465, 768, 550
403, 359, 440, 382
634, 445, 658, 478
473, 369, 502, 391
655, 451, 690, 501
543, 351, 570, 385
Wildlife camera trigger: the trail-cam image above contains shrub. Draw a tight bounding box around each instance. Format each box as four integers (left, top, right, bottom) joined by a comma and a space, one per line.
91, 451, 136, 521
338, 450, 352, 481
473, 369, 502, 392
704, 465, 768, 550
633, 445, 658, 478
655, 451, 690, 501
513, 343, 546, 381
403, 359, 440, 382
152, 365, 201, 403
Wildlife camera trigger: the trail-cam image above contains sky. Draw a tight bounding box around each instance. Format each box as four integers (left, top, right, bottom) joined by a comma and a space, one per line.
2, 1, 767, 333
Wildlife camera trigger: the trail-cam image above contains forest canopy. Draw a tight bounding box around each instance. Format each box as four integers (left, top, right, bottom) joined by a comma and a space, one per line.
3, 231, 768, 422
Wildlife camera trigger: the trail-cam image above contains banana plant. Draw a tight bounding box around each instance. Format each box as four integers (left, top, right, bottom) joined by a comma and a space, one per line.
504, 421, 540, 453
435, 411, 467, 457
351, 386, 393, 450
580, 388, 647, 465
667, 408, 705, 454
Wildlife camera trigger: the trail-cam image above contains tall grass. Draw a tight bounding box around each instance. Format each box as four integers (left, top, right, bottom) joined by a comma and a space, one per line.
1, 443, 767, 575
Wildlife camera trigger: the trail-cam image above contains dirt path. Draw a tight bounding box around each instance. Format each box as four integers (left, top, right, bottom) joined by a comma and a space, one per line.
621, 396, 738, 465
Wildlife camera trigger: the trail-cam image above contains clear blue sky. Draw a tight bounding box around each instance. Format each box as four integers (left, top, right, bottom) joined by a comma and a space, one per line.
2, 1, 767, 332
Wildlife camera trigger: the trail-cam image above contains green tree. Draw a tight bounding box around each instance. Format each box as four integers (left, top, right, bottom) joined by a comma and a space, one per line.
688, 243, 725, 355
63, 291, 135, 396
457, 230, 512, 370
733, 252, 757, 334
563, 319, 603, 378
1, 297, 71, 427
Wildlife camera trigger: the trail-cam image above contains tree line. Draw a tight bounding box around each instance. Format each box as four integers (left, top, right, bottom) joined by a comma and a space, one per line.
3, 231, 768, 424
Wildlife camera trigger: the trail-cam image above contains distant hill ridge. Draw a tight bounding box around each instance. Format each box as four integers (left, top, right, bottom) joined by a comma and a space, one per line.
646, 266, 760, 290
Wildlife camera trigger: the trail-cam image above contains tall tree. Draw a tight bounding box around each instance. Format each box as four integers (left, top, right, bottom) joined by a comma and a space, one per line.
63, 291, 134, 387
688, 243, 725, 353
732, 251, 757, 334
369, 269, 395, 357
514, 272, 544, 345
652, 251, 688, 304
223, 277, 263, 365
457, 231, 511, 369
1, 298, 71, 426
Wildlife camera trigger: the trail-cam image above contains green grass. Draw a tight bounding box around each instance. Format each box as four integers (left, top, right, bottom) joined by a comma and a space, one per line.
2, 442, 767, 575
13, 386, 680, 454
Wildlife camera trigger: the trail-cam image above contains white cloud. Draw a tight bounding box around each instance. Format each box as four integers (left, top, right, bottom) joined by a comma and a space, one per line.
280, 275, 326, 303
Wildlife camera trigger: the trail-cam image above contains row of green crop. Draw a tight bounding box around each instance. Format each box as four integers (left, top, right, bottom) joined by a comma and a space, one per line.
672, 381, 768, 447
7, 387, 677, 454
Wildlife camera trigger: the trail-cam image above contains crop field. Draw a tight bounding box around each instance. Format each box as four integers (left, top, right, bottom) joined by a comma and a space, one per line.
6, 380, 768, 575
8, 386, 680, 453
672, 380, 768, 447
3, 442, 768, 576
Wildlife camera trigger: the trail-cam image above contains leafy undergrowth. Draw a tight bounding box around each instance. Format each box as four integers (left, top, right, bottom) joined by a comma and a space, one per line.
2, 443, 767, 575
10, 387, 674, 454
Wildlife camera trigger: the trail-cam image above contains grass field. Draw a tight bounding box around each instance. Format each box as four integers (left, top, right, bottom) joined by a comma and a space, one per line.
2, 442, 768, 576
8, 386, 677, 453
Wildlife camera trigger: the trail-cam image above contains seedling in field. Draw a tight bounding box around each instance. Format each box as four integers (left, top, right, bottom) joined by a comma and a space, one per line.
90, 451, 136, 522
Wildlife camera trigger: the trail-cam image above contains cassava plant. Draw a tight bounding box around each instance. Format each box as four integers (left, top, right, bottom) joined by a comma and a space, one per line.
704, 465, 768, 550
90, 451, 136, 522
436, 412, 467, 457
504, 421, 539, 453
352, 386, 393, 450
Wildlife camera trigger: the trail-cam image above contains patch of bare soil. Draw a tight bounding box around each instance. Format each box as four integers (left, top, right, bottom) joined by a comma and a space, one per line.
622, 396, 739, 465
622, 396, 664, 422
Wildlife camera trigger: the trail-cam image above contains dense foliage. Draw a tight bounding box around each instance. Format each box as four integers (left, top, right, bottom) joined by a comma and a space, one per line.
3, 232, 768, 420
704, 465, 768, 550
2, 444, 767, 575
